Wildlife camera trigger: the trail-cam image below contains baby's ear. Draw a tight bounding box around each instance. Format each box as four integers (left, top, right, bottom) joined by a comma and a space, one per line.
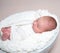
32, 22, 41, 33
33, 21, 37, 25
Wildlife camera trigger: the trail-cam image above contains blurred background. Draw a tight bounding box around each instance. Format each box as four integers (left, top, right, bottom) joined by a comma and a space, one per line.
0, 0, 60, 53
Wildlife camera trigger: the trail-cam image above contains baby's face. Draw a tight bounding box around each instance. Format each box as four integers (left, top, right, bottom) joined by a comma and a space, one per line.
32, 16, 57, 33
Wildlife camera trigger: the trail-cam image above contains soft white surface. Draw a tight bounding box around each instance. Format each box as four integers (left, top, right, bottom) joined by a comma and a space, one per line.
0, 9, 59, 53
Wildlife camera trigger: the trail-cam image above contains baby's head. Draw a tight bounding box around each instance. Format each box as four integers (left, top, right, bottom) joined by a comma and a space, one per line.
32, 16, 57, 33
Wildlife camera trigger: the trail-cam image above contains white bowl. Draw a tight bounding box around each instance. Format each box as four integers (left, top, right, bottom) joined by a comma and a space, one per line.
0, 10, 59, 53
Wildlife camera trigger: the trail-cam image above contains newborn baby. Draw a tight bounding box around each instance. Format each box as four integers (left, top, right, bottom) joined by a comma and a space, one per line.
1, 16, 57, 41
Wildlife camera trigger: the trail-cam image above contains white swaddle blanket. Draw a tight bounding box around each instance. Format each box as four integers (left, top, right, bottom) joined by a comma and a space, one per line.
0, 9, 59, 53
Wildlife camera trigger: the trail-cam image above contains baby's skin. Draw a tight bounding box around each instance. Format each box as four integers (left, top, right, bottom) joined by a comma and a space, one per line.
32, 16, 57, 33
1, 16, 57, 41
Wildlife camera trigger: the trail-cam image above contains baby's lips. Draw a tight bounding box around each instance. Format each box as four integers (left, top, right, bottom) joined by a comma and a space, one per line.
1, 26, 11, 41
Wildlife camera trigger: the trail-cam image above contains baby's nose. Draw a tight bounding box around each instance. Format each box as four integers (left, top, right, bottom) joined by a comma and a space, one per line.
1, 26, 11, 41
